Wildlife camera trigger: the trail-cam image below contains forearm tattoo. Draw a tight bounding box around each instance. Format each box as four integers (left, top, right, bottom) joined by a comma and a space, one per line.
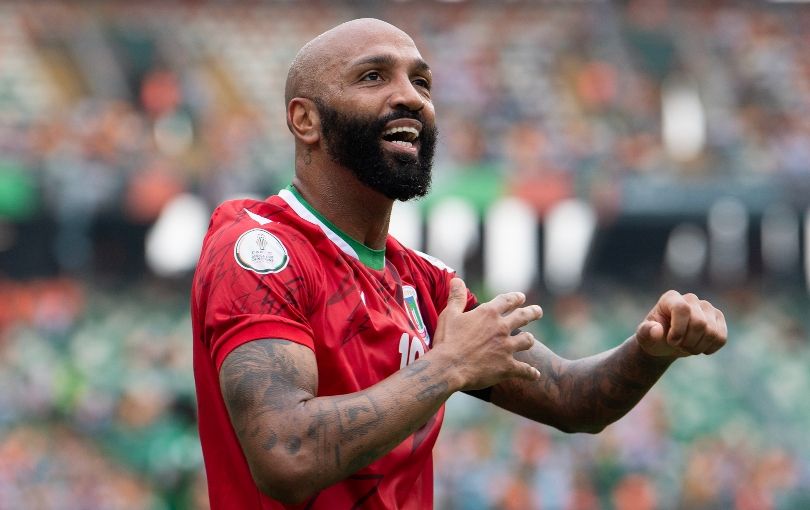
220, 339, 451, 492
494, 338, 673, 432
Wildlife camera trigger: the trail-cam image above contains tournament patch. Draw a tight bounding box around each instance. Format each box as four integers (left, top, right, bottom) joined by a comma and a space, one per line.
403, 285, 430, 344
234, 228, 289, 274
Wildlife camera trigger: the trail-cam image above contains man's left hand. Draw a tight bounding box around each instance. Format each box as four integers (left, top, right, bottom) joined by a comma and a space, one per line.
635, 290, 727, 358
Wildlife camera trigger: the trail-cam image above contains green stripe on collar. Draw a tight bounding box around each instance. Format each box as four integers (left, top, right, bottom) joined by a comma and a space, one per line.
286, 185, 386, 270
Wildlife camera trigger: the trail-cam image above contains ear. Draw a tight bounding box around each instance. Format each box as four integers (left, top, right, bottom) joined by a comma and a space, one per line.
287, 98, 321, 145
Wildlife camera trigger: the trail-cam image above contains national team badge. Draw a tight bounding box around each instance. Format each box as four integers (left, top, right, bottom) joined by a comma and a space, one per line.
402, 285, 430, 344
234, 228, 289, 274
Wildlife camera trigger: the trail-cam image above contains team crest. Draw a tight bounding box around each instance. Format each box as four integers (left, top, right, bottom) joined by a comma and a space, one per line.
234, 228, 289, 274
402, 285, 430, 344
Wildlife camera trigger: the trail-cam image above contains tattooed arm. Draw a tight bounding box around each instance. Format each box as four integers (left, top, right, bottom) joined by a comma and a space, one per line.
219, 278, 543, 504
220, 339, 458, 503
491, 290, 728, 433
491, 338, 673, 433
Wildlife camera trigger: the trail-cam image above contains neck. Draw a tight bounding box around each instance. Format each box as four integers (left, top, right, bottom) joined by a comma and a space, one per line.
292, 165, 393, 251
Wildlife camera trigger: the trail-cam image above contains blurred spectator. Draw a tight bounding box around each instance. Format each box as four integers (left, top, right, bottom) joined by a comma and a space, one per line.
1, 1, 809, 249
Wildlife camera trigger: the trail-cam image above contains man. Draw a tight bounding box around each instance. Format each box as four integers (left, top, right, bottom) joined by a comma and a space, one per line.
191, 18, 727, 509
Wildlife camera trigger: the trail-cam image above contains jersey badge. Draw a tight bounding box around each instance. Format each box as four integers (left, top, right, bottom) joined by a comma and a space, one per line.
402, 285, 430, 344
234, 228, 289, 274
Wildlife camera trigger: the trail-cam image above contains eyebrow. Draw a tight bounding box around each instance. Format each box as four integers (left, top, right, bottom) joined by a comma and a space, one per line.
349, 54, 431, 74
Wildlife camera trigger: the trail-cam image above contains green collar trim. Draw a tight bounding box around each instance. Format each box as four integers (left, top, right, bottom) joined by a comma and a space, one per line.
286, 185, 386, 270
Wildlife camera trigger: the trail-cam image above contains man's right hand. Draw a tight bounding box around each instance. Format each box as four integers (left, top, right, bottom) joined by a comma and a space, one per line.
431, 278, 543, 391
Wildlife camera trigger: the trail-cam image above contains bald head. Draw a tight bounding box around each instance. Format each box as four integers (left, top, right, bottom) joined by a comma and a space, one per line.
284, 18, 437, 203
284, 18, 417, 105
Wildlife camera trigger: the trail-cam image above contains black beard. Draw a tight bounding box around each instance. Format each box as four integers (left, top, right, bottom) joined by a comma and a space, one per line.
314, 99, 437, 201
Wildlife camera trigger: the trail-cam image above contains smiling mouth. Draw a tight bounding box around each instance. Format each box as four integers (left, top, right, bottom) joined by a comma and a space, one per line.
381, 126, 420, 151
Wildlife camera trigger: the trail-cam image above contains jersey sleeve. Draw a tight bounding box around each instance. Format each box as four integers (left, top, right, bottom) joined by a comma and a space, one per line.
196, 219, 322, 371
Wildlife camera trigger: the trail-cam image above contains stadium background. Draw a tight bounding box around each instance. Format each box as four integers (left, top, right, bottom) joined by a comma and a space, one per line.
1, 1, 809, 508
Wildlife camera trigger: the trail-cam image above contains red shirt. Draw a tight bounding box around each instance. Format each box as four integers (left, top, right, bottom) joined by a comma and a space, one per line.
192, 187, 476, 509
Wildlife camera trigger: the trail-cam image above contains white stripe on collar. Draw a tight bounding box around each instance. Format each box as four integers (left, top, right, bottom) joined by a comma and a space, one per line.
278, 188, 359, 261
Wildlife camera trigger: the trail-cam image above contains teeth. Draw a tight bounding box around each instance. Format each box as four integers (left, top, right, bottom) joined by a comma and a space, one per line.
382, 126, 419, 141
390, 140, 414, 148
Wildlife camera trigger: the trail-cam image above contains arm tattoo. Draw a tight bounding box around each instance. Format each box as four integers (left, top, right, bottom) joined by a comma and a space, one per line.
220, 339, 306, 436
493, 338, 674, 432
220, 340, 454, 497
415, 381, 450, 402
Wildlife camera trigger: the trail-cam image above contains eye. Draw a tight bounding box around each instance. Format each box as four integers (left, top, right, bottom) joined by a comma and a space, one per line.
362, 71, 383, 82
413, 77, 431, 90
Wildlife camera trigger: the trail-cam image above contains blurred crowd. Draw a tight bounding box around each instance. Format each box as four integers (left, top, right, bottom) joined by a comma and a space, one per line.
0, 279, 206, 508
1, 0, 810, 509
0, 1, 809, 235
1, 280, 809, 508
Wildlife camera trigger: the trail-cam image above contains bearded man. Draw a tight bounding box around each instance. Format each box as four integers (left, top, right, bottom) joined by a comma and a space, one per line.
191, 18, 727, 509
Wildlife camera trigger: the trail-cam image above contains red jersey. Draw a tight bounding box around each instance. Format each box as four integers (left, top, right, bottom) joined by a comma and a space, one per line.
192, 186, 476, 509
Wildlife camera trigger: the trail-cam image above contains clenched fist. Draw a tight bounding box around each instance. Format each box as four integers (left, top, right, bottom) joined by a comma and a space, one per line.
635, 290, 727, 358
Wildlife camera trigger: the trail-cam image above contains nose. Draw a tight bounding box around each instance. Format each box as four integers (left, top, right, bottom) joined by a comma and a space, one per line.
388, 75, 425, 112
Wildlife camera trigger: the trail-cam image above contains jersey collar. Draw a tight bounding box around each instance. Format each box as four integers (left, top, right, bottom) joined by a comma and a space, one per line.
280, 185, 386, 271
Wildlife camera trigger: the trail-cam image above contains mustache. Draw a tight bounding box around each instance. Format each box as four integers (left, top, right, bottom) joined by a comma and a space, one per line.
375, 109, 426, 127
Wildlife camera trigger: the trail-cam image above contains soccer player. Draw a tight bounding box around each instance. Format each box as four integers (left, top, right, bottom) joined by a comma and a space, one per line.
191, 18, 727, 509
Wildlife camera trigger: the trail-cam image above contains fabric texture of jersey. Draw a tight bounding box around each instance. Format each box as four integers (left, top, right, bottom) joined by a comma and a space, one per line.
192, 187, 477, 509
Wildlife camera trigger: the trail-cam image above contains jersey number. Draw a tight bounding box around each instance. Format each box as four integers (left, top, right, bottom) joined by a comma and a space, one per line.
398, 333, 425, 369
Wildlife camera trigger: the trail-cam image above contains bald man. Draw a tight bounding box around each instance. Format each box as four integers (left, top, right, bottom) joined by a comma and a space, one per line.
191, 19, 727, 509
